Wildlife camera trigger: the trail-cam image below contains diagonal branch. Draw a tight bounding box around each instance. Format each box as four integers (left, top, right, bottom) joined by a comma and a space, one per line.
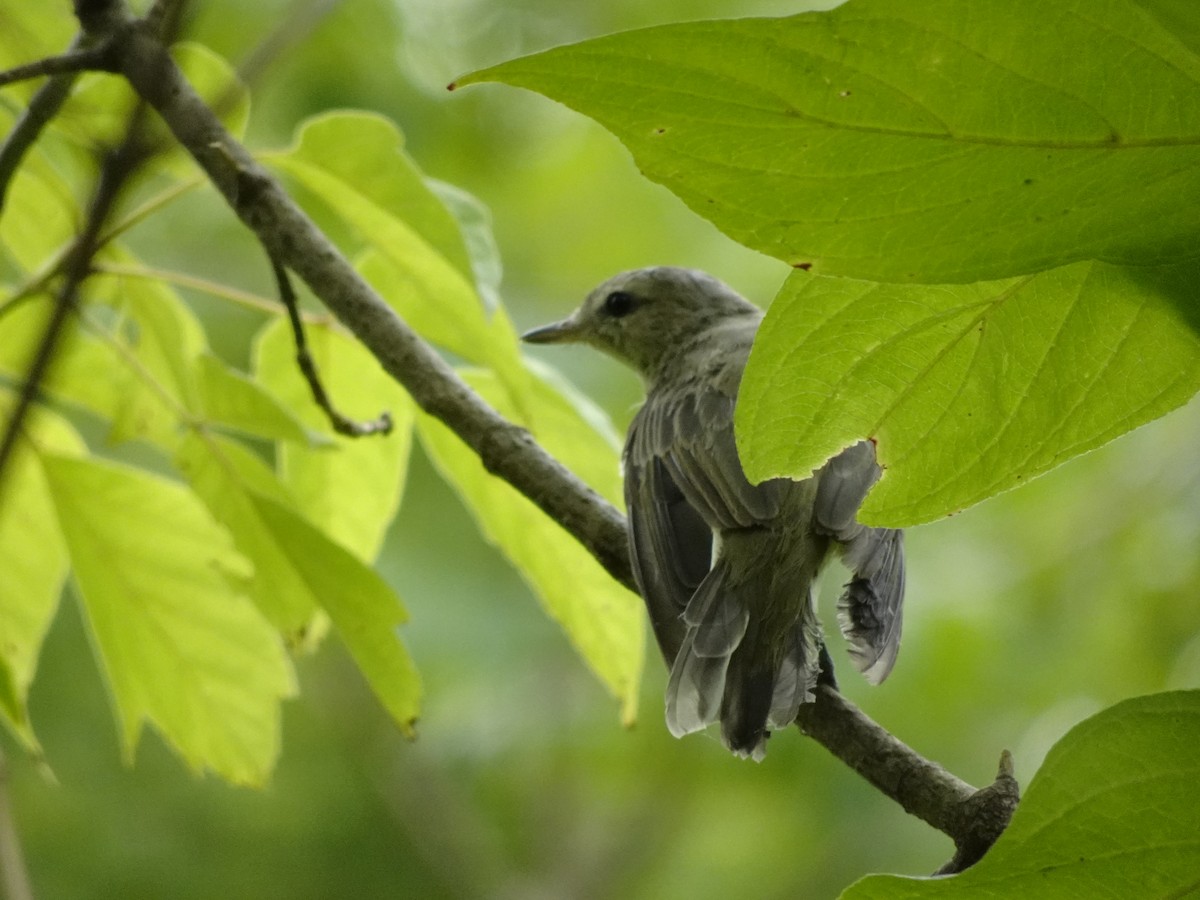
71, 0, 1017, 865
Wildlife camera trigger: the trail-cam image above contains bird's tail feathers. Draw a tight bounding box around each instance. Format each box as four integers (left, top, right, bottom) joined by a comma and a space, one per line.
837, 527, 905, 684
665, 561, 748, 738
766, 613, 822, 730
666, 560, 822, 760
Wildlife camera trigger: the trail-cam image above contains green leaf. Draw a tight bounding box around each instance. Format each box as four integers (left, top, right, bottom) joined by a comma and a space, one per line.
176, 432, 421, 733
267, 113, 531, 401
0, 397, 84, 749
55, 43, 248, 153
253, 317, 413, 562
842, 691, 1200, 899
39, 453, 295, 786
0, 158, 77, 274
250, 495, 421, 737
427, 178, 504, 313
278, 112, 476, 280
458, 0, 1200, 283
417, 366, 643, 723
0, 293, 195, 450
88, 258, 207, 446
195, 351, 319, 445
356, 247, 531, 401
737, 262, 1200, 526
0, 249, 210, 449
174, 431, 319, 634
0, 3, 75, 75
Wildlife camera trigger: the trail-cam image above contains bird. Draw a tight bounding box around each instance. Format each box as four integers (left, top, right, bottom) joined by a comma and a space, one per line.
522, 267, 905, 760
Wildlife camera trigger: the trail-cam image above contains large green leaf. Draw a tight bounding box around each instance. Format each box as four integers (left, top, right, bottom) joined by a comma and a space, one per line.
737, 262, 1200, 526
175, 432, 421, 732
0, 2, 74, 77
417, 365, 642, 723
251, 495, 421, 737
0, 398, 83, 749
267, 114, 531, 403
278, 112, 476, 281
253, 317, 414, 562
842, 691, 1200, 899
174, 431, 319, 634
174, 434, 422, 734
195, 351, 319, 446
0, 158, 77, 274
39, 453, 296, 786
87, 257, 208, 447
458, 0, 1200, 283
0, 300, 137, 425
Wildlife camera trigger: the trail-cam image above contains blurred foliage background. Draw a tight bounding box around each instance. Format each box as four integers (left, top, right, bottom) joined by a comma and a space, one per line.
5, 0, 1200, 897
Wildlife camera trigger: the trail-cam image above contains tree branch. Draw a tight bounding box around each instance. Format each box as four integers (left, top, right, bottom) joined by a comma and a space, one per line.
66, 0, 1017, 864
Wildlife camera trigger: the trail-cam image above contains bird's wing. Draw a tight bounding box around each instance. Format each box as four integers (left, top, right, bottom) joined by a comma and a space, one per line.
813, 441, 906, 684
624, 374, 782, 663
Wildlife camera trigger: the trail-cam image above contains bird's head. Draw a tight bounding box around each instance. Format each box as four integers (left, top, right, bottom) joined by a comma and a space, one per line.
521, 267, 760, 380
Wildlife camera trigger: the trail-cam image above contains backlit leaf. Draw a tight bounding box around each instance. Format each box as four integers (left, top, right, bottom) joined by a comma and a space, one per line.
417, 365, 642, 723
843, 691, 1200, 899
737, 262, 1200, 526
40, 453, 295, 786
459, 0, 1200, 283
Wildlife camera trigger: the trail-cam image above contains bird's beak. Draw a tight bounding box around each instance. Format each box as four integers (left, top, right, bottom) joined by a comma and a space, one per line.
520, 313, 584, 345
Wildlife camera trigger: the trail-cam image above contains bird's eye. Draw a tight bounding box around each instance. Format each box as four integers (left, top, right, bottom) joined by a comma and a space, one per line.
603, 290, 637, 318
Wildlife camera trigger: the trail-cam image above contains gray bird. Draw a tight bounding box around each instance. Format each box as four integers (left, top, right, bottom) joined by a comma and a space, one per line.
522, 267, 905, 760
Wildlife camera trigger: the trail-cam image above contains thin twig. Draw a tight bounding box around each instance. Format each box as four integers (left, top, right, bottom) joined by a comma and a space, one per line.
271, 257, 392, 437
0, 45, 112, 89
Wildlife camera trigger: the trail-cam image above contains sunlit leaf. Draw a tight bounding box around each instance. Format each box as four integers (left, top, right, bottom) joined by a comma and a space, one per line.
279, 112, 475, 280
91, 259, 207, 446
196, 351, 318, 445
459, 0, 1200, 283
417, 366, 642, 723
737, 262, 1200, 526
39, 452, 295, 786
0, 159, 77, 274
253, 317, 413, 561
0, 2, 74, 76
427, 178, 504, 313
0, 398, 84, 749
843, 691, 1200, 899
1, 245, 208, 448
267, 113, 530, 402
251, 494, 421, 736
56, 43, 248, 152
174, 431, 318, 634
356, 247, 531, 402
175, 430, 421, 732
